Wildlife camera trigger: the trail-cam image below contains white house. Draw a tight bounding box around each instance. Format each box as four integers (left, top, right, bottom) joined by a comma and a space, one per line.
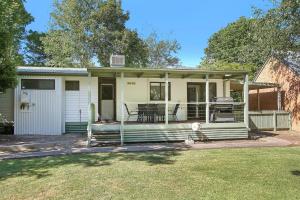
0, 65, 257, 145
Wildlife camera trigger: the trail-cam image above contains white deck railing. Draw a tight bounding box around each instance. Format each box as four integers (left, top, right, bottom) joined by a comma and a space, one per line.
123, 101, 245, 124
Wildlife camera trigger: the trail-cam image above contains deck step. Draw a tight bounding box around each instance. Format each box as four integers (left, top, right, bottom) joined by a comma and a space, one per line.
91, 129, 121, 145
92, 131, 120, 135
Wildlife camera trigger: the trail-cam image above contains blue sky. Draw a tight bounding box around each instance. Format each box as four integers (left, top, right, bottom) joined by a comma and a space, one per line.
24, 0, 272, 67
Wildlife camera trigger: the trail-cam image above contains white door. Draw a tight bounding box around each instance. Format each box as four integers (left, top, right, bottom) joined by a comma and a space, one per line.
100, 84, 114, 120
65, 81, 81, 122
187, 83, 205, 120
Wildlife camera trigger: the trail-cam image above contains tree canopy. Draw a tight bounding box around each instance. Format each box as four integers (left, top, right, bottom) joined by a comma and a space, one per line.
43, 0, 149, 67
0, 0, 33, 90
146, 32, 181, 68
42, 0, 181, 68
24, 30, 47, 66
202, 0, 300, 79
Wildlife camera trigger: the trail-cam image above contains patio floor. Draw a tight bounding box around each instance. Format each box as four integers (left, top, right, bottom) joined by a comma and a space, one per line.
0, 130, 299, 160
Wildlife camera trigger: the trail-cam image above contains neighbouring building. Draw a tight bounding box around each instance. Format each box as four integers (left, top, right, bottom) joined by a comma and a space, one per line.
250, 53, 300, 131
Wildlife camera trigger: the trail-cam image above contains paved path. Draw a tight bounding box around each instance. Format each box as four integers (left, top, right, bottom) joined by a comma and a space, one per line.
0, 135, 295, 160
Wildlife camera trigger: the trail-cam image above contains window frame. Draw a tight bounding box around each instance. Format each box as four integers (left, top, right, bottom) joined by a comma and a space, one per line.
21, 79, 55, 90
100, 84, 114, 100
65, 80, 80, 91
150, 82, 171, 101
187, 82, 217, 102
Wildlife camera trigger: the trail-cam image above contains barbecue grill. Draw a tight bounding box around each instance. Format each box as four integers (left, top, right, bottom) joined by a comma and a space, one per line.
210, 97, 235, 122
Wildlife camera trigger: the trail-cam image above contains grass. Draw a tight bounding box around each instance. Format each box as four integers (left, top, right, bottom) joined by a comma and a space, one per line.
1, 147, 300, 200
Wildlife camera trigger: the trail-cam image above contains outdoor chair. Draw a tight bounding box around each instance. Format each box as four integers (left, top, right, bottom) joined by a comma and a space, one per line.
124, 104, 139, 122
137, 104, 147, 122
169, 104, 180, 121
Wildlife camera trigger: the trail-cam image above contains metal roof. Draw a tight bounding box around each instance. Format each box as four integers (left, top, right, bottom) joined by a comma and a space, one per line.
230, 80, 279, 91
88, 66, 248, 74
16, 66, 248, 79
17, 66, 88, 76
88, 67, 248, 79
254, 52, 300, 81
282, 52, 300, 75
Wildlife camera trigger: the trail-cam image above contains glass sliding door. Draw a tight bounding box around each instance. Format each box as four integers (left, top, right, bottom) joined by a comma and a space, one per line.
187, 82, 216, 121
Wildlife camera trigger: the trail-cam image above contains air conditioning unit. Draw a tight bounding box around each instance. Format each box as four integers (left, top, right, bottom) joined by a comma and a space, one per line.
110, 55, 125, 67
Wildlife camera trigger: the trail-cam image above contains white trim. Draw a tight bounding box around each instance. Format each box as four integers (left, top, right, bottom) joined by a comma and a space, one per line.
120, 72, 125, 145
205, 74, 209, 124
87, 72, 92, 146
243, 74, 249, 128
165, 73, 169, 125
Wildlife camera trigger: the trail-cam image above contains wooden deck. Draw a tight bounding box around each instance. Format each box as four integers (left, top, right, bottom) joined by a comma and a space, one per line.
91, 122, 249, 144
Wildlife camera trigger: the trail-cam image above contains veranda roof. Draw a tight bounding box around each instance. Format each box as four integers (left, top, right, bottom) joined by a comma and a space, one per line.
16, 66, 248, 79
88, 67, 247, 79
230, 80, 279, 91
17, 66, 88, 76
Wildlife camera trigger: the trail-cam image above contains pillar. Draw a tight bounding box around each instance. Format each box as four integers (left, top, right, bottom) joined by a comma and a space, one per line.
120, 72, 125, 145
243, 74, 249, 128
165, 72, 169, 125
205, 74, 210, 124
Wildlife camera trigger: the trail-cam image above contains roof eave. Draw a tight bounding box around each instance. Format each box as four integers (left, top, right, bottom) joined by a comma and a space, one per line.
87, 67, 248, 75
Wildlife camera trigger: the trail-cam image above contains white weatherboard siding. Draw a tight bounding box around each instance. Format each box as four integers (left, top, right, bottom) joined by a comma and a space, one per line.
14, 76, 63, 135
14, 76, 98, 135
65, 91, 81, 122
64, 77, 98, 123
0, 89, 14, 121
116, 77, 226, 121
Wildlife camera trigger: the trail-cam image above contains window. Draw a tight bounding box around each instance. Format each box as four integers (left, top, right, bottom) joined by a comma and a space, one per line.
187, 82, 217, 102
150, 82, 171, 101
65, 81, 80, 91
101, 84, 114, 100
21, 79, 55, 90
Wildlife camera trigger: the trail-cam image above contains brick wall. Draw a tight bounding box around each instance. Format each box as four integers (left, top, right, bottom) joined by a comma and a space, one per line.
252, 57, 300, 131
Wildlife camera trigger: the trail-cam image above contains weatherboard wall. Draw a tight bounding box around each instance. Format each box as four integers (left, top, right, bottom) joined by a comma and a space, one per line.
13, 75, 98, 135
115, 77, 227, 121
0, 89, 14, 121
14, 76, 64, 135
64, 76, 98, 123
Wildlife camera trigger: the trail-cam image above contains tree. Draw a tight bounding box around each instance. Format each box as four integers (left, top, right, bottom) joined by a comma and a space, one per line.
43, 0, 148, 67
253, 0, 300, 58
202, 0, 300, 78
89, 0, 148, 67
120, 30, 148, 67
24, 30, 47, 66
0, 0, 33, 90
201, 60, 256, 79
145, 32, 181, 67
43, 30, 78, 67
202, 17, 259, 76
43, 0, 97, 67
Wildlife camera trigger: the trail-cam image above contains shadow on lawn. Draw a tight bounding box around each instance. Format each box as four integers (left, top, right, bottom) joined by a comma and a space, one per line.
0, 151, 181, 181
291, 170, 300, 176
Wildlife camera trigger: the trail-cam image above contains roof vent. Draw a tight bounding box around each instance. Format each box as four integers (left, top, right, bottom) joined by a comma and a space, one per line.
110, 55, 125, 67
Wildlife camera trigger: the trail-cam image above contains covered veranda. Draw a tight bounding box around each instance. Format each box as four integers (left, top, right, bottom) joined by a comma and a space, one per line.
85, 67, 250, 145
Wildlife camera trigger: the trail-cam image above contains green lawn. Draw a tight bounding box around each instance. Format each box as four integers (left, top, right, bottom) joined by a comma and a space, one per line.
1, 147, 300, 200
